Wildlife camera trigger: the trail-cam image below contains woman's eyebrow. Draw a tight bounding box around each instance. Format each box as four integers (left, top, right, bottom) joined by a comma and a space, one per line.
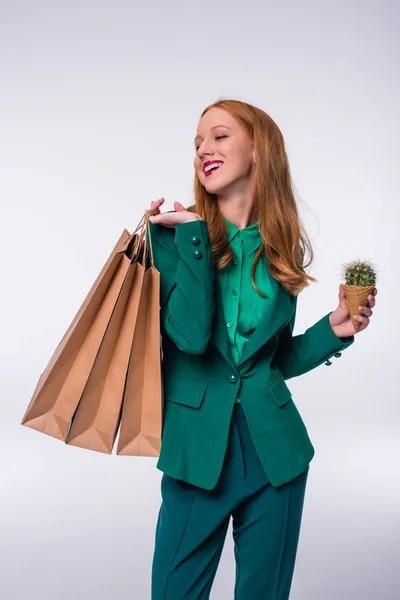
194, 125, 232, 144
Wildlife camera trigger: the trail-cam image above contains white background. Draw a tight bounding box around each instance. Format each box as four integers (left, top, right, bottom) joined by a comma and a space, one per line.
1, 1, 398, 598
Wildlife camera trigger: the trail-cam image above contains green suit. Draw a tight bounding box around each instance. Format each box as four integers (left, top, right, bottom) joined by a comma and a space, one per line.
146, 216, 354, 490
148, 214, 355, 599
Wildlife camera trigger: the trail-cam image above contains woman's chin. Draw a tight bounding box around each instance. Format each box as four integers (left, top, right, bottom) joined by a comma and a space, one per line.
203, 179, 228, 195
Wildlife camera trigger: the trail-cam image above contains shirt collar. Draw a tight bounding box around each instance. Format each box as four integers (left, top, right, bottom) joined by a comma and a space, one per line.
222, 215, 262, 256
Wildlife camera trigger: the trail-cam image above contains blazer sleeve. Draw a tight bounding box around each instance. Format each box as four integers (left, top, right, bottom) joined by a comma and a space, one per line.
273, 295, 355, 380
146, 217, 215, 354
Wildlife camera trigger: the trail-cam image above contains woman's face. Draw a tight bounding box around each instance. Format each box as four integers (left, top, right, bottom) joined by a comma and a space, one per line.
193, 107, 255, 197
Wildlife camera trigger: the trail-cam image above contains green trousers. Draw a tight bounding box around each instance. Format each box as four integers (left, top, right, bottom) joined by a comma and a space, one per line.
151, 402, 309, 599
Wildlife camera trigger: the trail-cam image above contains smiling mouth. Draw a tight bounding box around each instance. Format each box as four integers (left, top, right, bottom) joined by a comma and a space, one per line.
204, 163, 223, 177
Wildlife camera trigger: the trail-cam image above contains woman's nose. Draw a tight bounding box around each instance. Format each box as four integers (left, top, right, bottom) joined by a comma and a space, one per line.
198, 146, 214, 160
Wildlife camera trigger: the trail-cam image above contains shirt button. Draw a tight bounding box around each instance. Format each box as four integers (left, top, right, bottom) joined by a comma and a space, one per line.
191, 236, 200, 246
232, 290, 238, 296
233, 258, 238, 265
227, 321, 233, 328
193, 249, 203, 259
228, 373, 238, 384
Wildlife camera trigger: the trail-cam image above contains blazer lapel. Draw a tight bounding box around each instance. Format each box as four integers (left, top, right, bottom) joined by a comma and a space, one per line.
210, 272, 294, 370
236, 284, 293, 368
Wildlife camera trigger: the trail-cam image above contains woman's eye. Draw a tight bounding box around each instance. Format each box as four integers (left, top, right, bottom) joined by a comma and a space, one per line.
195, 134, 227, 152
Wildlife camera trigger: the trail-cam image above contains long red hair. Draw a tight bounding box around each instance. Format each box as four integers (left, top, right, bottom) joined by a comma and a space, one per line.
187, 98, 317, 297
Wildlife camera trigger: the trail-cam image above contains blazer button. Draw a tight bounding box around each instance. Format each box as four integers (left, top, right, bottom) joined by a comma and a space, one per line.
229, 373, 238, 383
193, 249, 203, 259
334, 352, 342, 358
191, 236, 200, 245
325, 359, 332, 366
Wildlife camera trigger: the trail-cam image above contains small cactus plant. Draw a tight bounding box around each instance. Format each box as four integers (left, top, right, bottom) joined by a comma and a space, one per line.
341, 259, 378, 332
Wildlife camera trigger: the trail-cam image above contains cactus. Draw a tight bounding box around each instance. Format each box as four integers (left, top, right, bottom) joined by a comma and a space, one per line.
341, 259, 378, 332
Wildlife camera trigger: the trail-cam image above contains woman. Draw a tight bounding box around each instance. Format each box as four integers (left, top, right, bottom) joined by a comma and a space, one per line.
145, 99, 377, 600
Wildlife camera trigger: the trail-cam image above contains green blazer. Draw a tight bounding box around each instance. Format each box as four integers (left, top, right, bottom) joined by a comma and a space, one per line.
146, 216, 354, 490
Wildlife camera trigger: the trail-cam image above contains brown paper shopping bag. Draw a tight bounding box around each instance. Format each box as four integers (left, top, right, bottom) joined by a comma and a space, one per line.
65, 212, 159, 454
64, 260, 145, 453
116, 222, 163, 456
21, 217, 149, 442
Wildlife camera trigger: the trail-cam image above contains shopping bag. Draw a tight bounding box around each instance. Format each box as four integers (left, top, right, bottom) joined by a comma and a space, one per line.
116, 253, 163, 456
66, 211, 161, 455
20, 215, 149, 442
65, 258, 145, 453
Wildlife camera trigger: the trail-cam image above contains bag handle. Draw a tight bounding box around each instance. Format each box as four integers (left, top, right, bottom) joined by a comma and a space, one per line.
124, 207, 160, 267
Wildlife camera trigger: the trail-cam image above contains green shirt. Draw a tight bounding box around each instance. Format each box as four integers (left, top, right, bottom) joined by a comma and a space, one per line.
219, 216, 273, 403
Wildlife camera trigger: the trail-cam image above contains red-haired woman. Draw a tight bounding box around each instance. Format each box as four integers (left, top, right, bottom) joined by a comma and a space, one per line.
146, 99, 377, 600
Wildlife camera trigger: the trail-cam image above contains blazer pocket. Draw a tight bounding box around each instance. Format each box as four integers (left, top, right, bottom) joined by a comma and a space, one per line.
163, 371, 208, 409
268, 373, 293, 407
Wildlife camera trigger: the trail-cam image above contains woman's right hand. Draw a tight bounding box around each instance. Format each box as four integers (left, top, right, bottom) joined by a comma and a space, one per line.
148, 198, 202, 229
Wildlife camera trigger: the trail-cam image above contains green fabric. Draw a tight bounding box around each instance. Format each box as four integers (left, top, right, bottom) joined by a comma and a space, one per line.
151, 403, 309, 597
218, 216, 272, 404
145, 214, 356, 490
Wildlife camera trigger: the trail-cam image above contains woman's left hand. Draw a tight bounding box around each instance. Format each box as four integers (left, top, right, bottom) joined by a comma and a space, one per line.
329, 284, 377, 338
